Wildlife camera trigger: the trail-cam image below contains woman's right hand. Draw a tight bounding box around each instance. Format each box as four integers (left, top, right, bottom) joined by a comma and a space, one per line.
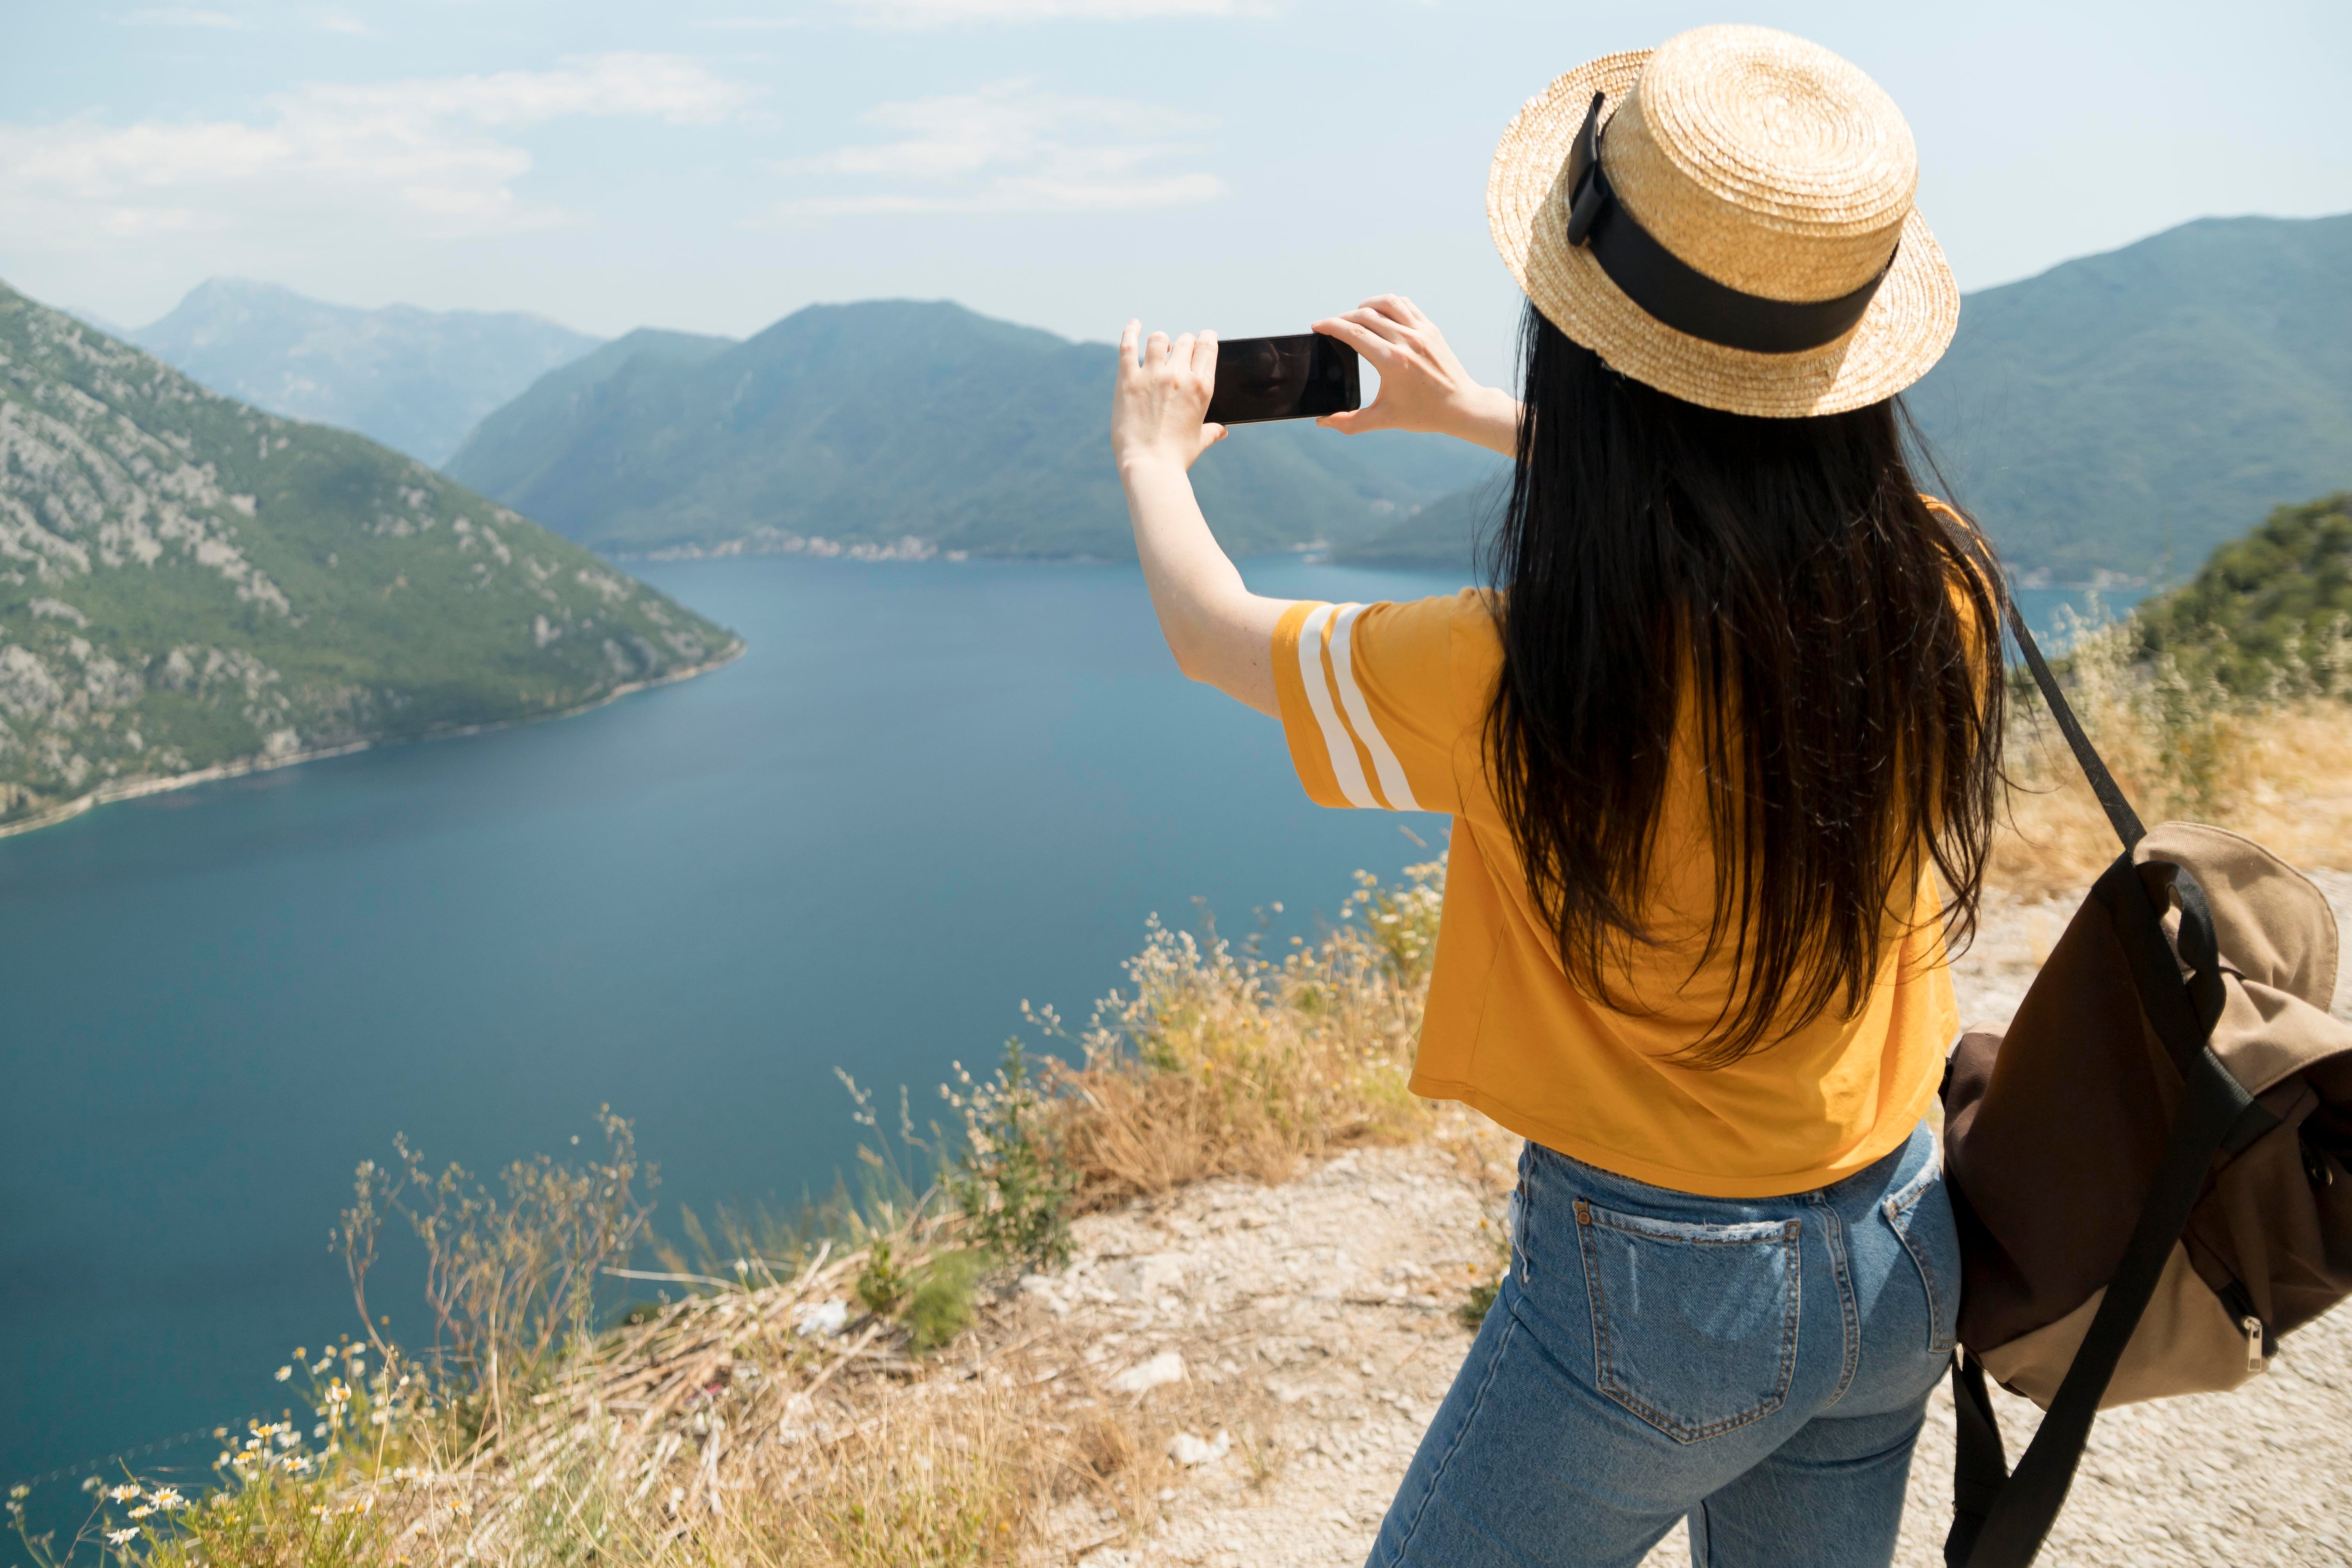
1311, 295, 1522, 457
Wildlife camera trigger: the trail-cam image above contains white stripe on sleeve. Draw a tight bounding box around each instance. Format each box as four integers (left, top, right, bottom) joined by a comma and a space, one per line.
1295, 603, 1378, 808
1329, 602, 1422, 812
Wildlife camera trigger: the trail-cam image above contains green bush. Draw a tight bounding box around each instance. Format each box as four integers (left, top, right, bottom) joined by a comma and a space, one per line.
857, 1236, 912, 1316
904, 1251, 993, 1355
942, 1041, 1075, 1273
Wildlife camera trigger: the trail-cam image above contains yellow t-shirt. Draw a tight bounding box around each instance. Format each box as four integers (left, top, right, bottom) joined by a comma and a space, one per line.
1272, 593, 1955, 1198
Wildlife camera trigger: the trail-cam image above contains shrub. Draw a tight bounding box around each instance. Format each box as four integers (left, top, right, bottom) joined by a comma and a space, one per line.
857, 1235, 913, 1315
904, 1250, 994, 1354
943, 1040, 1075, 1272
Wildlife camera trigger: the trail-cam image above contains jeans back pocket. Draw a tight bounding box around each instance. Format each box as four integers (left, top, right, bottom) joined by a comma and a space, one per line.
1883, 1161, 1962, 1354
1574, 1197, 1801, 1443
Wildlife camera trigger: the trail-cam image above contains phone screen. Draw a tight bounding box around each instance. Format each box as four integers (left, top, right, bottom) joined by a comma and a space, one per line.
1204, 334, 1361, 425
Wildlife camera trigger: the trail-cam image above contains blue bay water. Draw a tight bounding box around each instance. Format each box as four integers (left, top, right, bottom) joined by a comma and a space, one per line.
0, 556, 2137, 1508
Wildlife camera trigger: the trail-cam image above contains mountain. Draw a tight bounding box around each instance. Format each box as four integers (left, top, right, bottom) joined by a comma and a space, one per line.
445, 328, 739, 504
1329, 474, 1511, 571
2136, 491, 2352, 691
1907, 215, 2352, 580
1334, 214, 2352, 579
130, 278, 605, 467
444, 300, 1505, 560
0, 279, 739, 832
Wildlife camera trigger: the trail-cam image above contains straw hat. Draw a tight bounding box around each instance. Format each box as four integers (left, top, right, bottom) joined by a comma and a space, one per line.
1487, 25, 1958, 418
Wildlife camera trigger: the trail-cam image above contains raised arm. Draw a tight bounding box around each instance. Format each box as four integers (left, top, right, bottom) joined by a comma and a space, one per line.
1111, 322, 1291, 718
1311, 295, 1522, 457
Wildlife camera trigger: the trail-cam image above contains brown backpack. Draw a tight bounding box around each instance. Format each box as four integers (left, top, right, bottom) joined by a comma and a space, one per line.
1938, 610, 2352, 1566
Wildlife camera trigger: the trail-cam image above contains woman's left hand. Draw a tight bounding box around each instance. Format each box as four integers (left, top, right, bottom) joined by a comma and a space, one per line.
1112, 322, 1228, 475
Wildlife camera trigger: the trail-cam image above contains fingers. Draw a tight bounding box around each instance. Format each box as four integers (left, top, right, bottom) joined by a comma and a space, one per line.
1189, 329, 1218, 380
1316, 407, 1391, 435
1314, 316, 1393, 361
1358, 294, 1426, 327
1337, 305, 1414, 347
1145, 328, 1171, 368
1120, 318, 1141, 370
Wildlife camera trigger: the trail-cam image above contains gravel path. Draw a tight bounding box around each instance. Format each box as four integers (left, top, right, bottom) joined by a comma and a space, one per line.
1061, 873, 2352, 1568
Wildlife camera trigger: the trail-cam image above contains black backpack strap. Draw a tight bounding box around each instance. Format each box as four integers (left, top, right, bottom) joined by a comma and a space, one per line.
1946, 1354, 2009, 1563
2002, 599, 2145, 852
1945, 603, 2254, 1568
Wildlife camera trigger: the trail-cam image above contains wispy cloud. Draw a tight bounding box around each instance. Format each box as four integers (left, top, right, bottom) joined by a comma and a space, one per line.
769, 82, 1224, 216
0, 54, 757, 245
312, 13, 373, 35
125, 6, 246, 26
832, 0, 1264, 25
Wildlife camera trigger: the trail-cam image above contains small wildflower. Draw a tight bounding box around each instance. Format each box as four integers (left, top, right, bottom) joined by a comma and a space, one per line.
151, 1488, 186, 1510
107, 1528, 139, 1545
274, 1365, 292, 1381
107, 1484, 141, 1502
128, 1505, 154, 1519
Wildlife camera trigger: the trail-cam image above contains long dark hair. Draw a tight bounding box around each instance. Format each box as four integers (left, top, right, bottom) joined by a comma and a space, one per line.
1485, 308, 2005, 1066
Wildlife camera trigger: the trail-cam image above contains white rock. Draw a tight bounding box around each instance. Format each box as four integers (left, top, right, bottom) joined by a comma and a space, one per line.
1110, 1350, 1187, 1394
1107, 1253, 1187, 1303
1168, 1429, 1232, 1467
792, 1298, 849, 1337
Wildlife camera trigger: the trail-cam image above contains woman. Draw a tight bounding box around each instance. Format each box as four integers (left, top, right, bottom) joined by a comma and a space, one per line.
1109, 24, 2004, 1568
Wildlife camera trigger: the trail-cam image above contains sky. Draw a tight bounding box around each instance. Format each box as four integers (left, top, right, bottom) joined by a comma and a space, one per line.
1, 0, 2347, 385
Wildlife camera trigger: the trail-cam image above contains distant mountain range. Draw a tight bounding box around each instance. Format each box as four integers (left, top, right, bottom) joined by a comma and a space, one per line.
445, 301, 1504, 561
0, 279, 736, 833
129, 278, 605, 467
1336, 214, 2352, 580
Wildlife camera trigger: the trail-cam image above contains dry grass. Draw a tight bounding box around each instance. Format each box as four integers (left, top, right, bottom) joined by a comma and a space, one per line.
1991, 610, 2352, 894
1049, 863, 1443, 1202
44, 1235, 1279, 1568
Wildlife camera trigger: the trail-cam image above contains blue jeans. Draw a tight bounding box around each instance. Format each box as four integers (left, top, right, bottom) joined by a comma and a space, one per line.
1369, 1122, 1957, 1568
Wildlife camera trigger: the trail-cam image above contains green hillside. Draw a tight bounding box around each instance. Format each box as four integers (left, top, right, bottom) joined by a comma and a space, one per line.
2136, 491, 2352, 690
445, 300, 1502, 560
1329, 474, 1510, 571
1906, 214, 2352, 579
1337, 214, 2352, 578
0, 280, 740, 831
446, 327, 739, 503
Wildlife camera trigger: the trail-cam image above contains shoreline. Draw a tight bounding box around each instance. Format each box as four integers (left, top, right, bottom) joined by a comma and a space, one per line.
0, 641, 746, 844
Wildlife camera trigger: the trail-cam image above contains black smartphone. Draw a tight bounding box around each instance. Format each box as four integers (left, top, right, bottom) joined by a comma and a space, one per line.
1205, 333, 1360, 425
